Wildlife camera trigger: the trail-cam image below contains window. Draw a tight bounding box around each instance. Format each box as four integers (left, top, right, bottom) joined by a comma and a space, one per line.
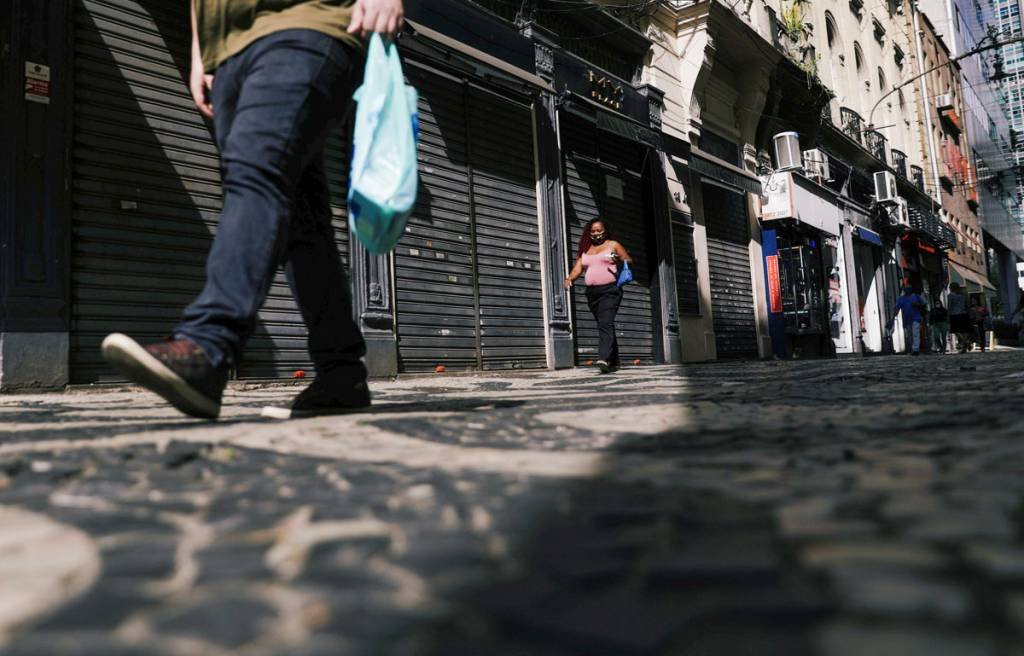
878, 67, 887, 92
894, 45, 905, 69
825, 11, 838, 49
854, 42, 864, 72
873, 17, 886, 44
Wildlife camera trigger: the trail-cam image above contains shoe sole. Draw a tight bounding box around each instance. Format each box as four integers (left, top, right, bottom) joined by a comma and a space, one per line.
261, 403, 371, 420
101, 333, 220, 419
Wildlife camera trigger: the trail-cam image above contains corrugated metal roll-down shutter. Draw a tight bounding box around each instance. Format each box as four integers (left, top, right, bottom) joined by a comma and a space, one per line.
561, 114, 655, 365
470, 87, 546, 370
393, 64, 545, 372
70, 0, 350, 382
701, 182, 758, 359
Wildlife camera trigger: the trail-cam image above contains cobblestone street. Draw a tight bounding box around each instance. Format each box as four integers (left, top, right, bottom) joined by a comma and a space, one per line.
2, 350, 1024, 655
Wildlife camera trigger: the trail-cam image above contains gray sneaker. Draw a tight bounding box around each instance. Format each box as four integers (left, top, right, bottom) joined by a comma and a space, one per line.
102, 333, 228, 419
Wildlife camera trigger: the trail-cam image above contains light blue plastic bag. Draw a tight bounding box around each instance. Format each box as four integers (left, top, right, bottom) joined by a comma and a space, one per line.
348, 34, 419, 254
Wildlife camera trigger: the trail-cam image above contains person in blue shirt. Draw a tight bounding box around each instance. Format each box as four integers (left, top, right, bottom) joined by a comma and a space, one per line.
890, 285, 928, 355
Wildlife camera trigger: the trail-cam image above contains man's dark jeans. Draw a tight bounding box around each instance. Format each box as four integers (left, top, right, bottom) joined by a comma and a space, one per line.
175, 30, 366, 383
585, 283, 622, 365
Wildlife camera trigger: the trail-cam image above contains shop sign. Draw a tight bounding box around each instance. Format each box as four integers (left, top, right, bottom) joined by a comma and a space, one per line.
587, 70, 624, 111
759, 172, 795, 221
766, 254, 783, 313
25, 62, 50, 105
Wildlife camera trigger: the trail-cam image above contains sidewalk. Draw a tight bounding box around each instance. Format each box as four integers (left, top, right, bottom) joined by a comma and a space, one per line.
2, 351, 1024, 654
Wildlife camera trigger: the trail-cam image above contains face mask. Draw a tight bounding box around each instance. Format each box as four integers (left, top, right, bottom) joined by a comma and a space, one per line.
590, 231, 606, 243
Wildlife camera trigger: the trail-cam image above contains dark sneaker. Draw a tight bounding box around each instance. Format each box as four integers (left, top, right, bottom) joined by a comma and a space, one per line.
596, 359, 611, 374
101, 333, 227, 419
262, 378, 371, 420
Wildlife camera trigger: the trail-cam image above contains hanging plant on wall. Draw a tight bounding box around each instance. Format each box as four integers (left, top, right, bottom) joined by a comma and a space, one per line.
778, 0, 824, 81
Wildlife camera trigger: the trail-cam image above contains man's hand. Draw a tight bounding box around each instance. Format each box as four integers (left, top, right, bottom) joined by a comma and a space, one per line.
189, 0, 214, 119
348, 0, 404, 39
190, 60, 215, 119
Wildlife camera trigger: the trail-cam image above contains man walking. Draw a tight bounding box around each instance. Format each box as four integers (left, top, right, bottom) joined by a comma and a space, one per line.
929, 298, 949, 354
101, 0, 404, 419
947, 282, 971, 353
891, 285, 927, 355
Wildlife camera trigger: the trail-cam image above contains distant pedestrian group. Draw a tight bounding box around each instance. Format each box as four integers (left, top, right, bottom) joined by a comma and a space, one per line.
889, 281, 990, 355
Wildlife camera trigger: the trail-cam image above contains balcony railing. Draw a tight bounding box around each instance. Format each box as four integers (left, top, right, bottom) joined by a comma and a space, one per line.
907, 206, 957, 250
891, 150, 907, 179
864, 130, 888, 165
910, 165, 925, 192
840, 107, 863, 145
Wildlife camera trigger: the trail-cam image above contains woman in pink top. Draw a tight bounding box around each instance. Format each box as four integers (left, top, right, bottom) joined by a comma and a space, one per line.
563, 219, 633, 373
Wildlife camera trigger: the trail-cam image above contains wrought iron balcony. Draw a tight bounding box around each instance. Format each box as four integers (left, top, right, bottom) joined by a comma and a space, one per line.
891, 150, 907, 179
840, 107, 863, 145
908, 206, 957, 250
864, 130, 888, 165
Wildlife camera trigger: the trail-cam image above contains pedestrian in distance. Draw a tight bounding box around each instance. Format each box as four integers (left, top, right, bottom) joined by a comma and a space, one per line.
969, 296, 990, 353
101, 0, 405, 420
929, 298, 949, 354
564, 219, 633, 374
889, 285, 927, 355
947, 282, 971, 353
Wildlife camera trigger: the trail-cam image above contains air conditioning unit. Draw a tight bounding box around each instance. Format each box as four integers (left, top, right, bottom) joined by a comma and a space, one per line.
802, 148, 830, 180
888, 197, 910, 227
935, 92, 953, 110
873, 170, 899, 203
773, 132, 802, 171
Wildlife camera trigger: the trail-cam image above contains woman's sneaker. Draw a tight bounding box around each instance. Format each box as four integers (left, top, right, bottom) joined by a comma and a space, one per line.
262, 378, 371, 420
101, 333, 228, 419
596, 360, 611, 374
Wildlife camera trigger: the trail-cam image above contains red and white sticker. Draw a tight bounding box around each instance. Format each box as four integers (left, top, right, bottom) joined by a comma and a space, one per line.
25, 62, 50, 105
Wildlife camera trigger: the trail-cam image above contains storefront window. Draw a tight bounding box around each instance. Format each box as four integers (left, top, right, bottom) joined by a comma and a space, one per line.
778, 234, 827, 333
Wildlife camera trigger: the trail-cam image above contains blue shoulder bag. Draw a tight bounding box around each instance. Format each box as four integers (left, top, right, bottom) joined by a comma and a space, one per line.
617, 261, 633, 288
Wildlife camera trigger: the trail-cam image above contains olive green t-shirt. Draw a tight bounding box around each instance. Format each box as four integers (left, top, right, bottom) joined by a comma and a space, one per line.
196, 0, 362, 73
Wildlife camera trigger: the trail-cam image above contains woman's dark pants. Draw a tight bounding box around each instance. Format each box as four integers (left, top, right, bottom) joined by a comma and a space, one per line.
173, 30, 366, 383
585, 283, 622, 365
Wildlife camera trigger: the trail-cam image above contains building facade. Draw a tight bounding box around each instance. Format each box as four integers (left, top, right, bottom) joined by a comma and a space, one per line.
919, 0, 1024, 314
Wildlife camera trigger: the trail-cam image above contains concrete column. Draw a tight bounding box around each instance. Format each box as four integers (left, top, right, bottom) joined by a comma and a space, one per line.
532, 74, 574, 368
841, 220, 864, 355
350, 243, 398, 378
0, 0, 73, 391
997, 247, 1020, 317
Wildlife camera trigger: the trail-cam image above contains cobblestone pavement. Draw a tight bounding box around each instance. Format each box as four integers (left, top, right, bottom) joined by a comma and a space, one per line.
2, 350, 1024, 655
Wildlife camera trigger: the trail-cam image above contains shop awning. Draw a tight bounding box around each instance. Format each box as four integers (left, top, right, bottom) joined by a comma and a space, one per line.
949, 261, 996, 292
854, 226, 884, 246
759, 171, 843, 236
690, 148, 763, 195
405, 20, 554, 92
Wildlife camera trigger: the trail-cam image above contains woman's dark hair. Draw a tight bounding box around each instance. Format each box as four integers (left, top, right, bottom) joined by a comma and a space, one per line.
577, 218, 615, 257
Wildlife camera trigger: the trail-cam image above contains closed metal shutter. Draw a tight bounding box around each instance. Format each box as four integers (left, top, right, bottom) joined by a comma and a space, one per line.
561, 115, 655, 365
70, 0, 350, 382
470, 88, 546, 370
701, 182, 758, 358
394, 65, 545, 372
672, 211, 701, 316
